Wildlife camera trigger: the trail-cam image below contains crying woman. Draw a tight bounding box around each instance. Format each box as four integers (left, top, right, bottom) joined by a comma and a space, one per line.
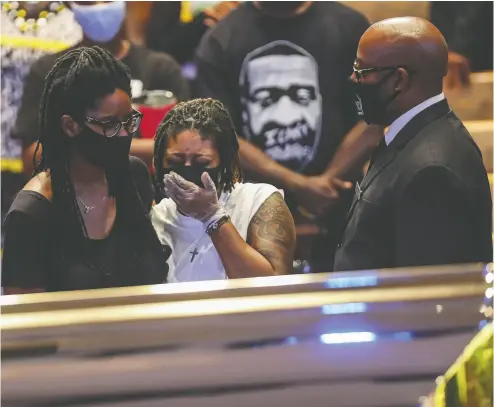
151, 98, 296, 283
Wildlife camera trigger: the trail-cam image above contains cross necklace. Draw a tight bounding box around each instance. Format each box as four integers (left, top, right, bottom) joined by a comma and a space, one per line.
77, 195, 107, 214
190, 247, 199, 263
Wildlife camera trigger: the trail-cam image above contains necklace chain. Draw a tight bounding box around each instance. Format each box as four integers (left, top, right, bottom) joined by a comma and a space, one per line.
77, 195, 107, 215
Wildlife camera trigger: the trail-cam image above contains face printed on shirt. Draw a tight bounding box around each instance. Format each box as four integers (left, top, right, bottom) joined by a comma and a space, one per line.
240, 41, 322, 172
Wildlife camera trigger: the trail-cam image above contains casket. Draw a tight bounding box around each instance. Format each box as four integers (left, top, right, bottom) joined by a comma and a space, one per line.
1, 263, 492, 407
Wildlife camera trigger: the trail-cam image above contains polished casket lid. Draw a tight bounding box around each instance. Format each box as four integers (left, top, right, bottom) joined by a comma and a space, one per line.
2, 263, 492, 407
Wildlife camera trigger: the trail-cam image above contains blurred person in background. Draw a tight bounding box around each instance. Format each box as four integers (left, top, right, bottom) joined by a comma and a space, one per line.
2, 47, 170, 294
194, 1, 383, 272
1, 0, 82, 233
152, 98, 296, 283
430, 1, 493, 89
334, 17, 492, 271
13, 1, 189, 179
126, 1, 239, 66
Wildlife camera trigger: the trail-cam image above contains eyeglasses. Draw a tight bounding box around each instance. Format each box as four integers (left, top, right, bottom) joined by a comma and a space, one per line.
352, 61, 410, 83
84, 109, 143, 138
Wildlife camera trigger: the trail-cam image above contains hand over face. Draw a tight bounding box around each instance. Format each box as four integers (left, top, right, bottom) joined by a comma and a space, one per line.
292, 175, 353, 218
163, 172, 221, 223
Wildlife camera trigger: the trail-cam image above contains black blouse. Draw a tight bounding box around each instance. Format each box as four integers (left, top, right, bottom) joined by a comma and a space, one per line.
2, 157, 170, 292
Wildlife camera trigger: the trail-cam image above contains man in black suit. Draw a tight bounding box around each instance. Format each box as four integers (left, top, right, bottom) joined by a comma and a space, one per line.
334, 17, 492, 271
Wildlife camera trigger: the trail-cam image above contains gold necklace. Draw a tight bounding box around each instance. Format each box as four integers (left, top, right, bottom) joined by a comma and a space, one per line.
2, 1, 65, 33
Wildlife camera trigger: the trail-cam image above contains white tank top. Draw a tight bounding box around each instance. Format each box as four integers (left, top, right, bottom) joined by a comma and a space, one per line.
151, 183, 280, 283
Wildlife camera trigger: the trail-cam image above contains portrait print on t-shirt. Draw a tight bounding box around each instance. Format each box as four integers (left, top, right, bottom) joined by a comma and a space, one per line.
239, 40, 322, 172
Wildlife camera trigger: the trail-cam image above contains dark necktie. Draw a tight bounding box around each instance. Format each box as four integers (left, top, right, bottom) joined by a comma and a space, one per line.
368, 139, 387, 171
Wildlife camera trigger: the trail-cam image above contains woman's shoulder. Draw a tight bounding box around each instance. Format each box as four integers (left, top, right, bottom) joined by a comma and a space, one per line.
129, 156, 149, 174
223, 183, 283, 219
7, 172, 53, 220
6, 183, 53, 226
228, 182, 282, 202
128, 156, 155, 211
23, 171, 53, 202
129, 156, 152, 186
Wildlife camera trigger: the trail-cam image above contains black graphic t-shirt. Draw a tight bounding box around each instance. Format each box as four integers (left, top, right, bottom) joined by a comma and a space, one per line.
195, 2, 369, 175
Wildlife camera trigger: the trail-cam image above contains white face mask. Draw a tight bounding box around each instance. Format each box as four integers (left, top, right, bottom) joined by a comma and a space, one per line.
70, 1, 126, 43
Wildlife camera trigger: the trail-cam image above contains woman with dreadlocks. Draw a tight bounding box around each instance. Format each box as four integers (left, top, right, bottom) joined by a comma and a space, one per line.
151, 98, 296, 282
2, 46, 170, 294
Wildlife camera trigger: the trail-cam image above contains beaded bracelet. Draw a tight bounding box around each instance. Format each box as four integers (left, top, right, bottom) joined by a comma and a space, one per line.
206, 215, 231, 236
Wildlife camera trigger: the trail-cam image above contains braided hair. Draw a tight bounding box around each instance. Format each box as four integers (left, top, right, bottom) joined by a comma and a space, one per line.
35, 46, 166, 282
153, 98, 243, 197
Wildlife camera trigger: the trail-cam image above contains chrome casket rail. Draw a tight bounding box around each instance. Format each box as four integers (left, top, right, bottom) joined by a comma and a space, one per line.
1, 263, 492, 407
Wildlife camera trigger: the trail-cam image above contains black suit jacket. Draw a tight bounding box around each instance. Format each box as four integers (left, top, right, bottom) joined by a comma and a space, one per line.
334, 100, 493, 271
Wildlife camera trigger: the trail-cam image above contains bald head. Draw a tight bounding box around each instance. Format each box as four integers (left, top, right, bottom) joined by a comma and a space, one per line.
358, 17, 449, 80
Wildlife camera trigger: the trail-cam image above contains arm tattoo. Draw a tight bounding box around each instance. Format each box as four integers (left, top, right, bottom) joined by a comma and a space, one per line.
248, 192, 296, 274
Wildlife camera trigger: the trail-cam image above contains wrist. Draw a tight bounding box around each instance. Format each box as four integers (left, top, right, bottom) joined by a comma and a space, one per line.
320, 170, 336, 182
285, 172, 307, 193
206, 214, 231, 236
202, 205, 228, 227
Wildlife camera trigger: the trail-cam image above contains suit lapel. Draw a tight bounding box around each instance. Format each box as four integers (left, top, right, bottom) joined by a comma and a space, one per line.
344, 148, 396, 224
343, 99, 451, 224
344, 143, 395, 222
346, 186, 360, 222
359, 146, 396, 191
360, 100, 451, 193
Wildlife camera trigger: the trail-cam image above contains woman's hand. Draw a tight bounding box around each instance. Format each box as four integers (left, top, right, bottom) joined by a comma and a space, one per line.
163, 172, 223, 223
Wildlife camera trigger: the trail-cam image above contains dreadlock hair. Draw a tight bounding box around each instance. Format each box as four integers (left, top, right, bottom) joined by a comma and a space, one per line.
35, 46, 167, 280
153, 98, 243, 199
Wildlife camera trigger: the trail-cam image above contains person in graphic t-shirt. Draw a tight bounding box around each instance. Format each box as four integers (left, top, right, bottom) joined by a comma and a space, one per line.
126, 1, 240, 65
151, 98, 296, 283
240, 41, 323, 170
13, 1, 190, 178
194, 1, 384, 272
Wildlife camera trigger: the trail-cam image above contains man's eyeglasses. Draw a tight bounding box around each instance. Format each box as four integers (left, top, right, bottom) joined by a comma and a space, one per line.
353, 62, 410, 83
85, 109, 143, 138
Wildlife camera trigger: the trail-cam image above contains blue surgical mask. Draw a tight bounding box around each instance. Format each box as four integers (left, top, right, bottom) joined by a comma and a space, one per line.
71, 2, 126, 43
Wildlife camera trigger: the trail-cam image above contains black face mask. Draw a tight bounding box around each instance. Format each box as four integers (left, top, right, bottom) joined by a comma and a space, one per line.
162, 165, 221, 189
72, 126, 133, 171
352, 70, 399, 125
